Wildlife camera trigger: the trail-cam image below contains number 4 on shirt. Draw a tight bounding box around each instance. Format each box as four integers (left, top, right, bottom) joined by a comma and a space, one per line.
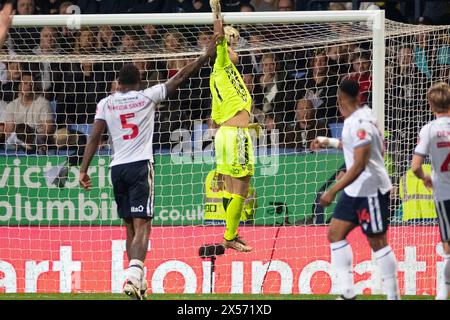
437, 141, 450, 172
120, 113, 138, 140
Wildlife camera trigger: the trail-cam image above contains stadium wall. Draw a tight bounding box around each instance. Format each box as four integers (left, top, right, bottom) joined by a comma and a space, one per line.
0, 154, 344, 225
0, 226, 442, 295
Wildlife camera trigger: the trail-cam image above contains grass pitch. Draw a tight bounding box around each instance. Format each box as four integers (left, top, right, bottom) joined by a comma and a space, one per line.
0, 294, 434, 300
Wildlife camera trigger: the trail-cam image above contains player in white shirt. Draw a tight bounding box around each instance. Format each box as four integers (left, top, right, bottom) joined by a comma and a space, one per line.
311, 79, 400, 300
412, 82, 450, 300
79, 36, 218, 299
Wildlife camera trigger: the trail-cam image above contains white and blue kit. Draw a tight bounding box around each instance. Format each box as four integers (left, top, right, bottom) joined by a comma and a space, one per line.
95, 84, 167, 219
415, 116, 450, 241
333, 105, 392, 235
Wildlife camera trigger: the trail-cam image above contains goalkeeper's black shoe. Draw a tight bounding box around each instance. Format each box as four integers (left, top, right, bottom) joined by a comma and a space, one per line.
223, 237, 252, 252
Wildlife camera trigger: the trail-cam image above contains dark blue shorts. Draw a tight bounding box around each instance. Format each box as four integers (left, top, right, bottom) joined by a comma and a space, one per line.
435, 199, 450, 242
333, 190, 390, 236
111, 160, 154, 220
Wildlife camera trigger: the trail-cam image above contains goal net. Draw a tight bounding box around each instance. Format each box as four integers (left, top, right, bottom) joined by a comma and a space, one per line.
0, 11, 449, 295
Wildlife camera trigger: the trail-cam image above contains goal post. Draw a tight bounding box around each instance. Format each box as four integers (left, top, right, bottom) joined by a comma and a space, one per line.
1, 10, 449, 295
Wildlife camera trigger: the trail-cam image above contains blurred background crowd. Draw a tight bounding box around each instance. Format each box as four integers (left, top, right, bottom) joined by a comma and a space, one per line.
0, 0, 448, 168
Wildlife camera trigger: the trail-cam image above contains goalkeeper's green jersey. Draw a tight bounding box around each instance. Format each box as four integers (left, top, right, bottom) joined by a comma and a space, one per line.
210, 37, 252, 125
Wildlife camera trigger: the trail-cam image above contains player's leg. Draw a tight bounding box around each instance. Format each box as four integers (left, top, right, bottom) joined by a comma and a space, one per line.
364, 191, 400, 300
435, 200, 450, 300
223, 174, 251, 250
122, 160, 155, 299
124, 218, 134, 261
328, 217, 357, 299
216, 127, 254, 252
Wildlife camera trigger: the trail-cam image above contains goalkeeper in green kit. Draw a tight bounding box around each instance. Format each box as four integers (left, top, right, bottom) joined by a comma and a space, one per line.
209, 0, 255, 252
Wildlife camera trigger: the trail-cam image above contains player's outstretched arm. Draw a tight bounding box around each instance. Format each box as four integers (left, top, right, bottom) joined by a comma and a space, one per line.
320, 144, 370, 207
310, 136, 342, 150
412, 154, 433, 189
210, 0, 226, 46
165, 34, 218, 96
0, 3, 13, 49
79, 119, 107, 190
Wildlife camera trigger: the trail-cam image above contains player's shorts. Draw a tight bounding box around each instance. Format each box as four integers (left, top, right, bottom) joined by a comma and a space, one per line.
435, 199, 450, 242
333, 190, 390, 236
110, 160, 154, 220
215, 126, 254, 178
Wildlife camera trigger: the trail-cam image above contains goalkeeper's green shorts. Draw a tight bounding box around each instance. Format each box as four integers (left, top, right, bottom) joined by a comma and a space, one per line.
215, 126, 255, 178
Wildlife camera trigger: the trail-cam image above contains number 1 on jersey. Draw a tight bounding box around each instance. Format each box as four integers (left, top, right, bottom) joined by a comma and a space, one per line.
120, 113, 138, 140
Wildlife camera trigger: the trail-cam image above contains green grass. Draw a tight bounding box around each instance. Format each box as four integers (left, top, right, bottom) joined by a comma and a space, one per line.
0, 294, 434, 300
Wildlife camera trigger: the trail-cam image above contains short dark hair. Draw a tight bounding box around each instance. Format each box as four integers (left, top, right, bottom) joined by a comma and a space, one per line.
118, 64, 140, 86
339, 79, 360, 99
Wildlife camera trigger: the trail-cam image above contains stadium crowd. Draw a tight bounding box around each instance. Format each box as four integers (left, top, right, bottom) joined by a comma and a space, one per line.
0, 0, 448, 164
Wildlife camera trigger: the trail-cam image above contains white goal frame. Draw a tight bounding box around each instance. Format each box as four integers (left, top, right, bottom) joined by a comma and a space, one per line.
10, 10, 386, 132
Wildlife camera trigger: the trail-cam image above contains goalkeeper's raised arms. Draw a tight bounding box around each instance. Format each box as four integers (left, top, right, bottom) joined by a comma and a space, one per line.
210, 0, 222, 19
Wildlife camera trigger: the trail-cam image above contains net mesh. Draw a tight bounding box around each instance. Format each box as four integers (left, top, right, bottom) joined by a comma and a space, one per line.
0, 16, 449, 295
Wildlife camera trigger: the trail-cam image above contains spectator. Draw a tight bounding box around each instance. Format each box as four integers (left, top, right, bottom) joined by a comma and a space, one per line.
2, 72, 54, 153
140, 25, 161, 51
32, 26, 63, 99
296, 50, 339, 123
9, 0, 39, 54
259, 53, 278, 113
60, 60, 108, 125
386, 45, 430, 178
435, 36, 450, 81
329, 2, 348, 10
74, 27, 96, 54
0, 61, 21, 144
345, 52, 372, 104
118, 32, 142, 54
57, 1, 77, 52
283, 99, 329, 150
278, 0, 294, 11
17, 0, 35, 14
414, 32, 433, 79
163, 30, 191, 78
0, 61, 21, 104
243, 33, 264, 75
251, 0, 277, 11
243, 72, 264, 113
96, 25, 118, 53
197, 29, 212, 51
259, 53, 297, 126
191, 0, 210, 12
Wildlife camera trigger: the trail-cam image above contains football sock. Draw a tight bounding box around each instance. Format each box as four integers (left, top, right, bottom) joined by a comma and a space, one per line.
127, 259, 144, 288
436, 254, 450, 300
330, 240, 355, 299
224, 194, 244, 241
223, 190, 232, 212
374, 245, 400, 300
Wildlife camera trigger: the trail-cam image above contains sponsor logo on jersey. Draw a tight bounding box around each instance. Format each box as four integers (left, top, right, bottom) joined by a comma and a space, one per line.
357, 129, 367, 140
